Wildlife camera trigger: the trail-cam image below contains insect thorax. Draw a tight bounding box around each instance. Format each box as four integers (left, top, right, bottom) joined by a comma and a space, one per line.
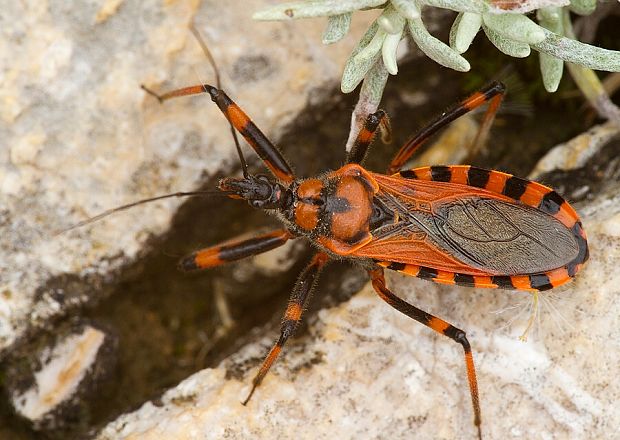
278, 164, 381, 255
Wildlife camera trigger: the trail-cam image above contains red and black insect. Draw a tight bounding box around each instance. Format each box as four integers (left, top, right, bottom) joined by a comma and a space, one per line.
64, 40, 587, 437
130, 77, 589, 439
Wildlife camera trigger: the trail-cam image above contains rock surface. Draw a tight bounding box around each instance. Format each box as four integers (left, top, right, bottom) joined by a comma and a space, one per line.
97, 136, 620, 439
0, 0, 366, 356
3, 2, 619, 439
7, 323, 115, 431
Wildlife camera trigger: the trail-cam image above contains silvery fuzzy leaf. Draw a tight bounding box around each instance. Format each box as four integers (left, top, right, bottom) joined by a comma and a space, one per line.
421, 0, 487, 14
537, 7, 564, 92
483, 25, 531, 57
408, 18, 471, 71
449, 12, 482, 54
539, 52, 564, 92
354, 27, 387, 63
483, 12, 545, 44
569, 0, 596, 16
323, 13, 352, 45
377, 4, 406, 34
253, 0, 387, 20
342, 22, 382, 93
382, 31, 403, 74
391, 0, 420, 19
532, 28, 620, 72
361, 59, 390, 107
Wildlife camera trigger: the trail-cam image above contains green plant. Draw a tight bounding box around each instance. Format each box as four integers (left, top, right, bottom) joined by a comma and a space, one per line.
255, 0, 620, 147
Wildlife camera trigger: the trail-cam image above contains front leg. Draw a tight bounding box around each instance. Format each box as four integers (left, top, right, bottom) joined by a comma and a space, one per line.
179, 229, 294, 271
346, 109, 391, 165
142, 83, 295, 184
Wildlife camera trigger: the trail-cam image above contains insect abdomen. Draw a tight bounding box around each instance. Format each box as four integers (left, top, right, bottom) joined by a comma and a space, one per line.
377, 260, 580, 291
373, 165, 589, 291
399, 165, 582, 232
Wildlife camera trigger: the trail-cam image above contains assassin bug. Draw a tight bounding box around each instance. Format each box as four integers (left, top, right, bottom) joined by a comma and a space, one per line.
69, 33, 588, 439
134, 81, 588, 439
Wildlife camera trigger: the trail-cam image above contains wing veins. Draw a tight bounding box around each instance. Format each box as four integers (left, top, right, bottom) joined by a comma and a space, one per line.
486, 201, 561, 258
442, 199, 521, 244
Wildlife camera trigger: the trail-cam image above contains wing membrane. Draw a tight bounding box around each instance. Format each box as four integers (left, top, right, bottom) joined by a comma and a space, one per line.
360, 174, 579, 276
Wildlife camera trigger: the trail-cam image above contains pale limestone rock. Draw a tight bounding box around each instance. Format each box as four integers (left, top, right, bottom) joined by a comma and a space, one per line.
11, 326, 107, 424
97, 167, 619, 439
3, 2, 618, 439
529, 121, 620, 179
0, 1, 366, 355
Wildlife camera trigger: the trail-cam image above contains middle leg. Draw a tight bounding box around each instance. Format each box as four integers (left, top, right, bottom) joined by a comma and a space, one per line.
242, 252, 330, 405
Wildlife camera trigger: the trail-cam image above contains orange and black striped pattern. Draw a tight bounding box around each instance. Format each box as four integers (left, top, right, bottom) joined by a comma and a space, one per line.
387, 165, 589, 290
242, 252, 329, 405
204, 86, 295, 184
179, 229, 293, 271
141, 74, 588, 439
369, 267, 482, 439
347, 110, 388, 165
387, 81, 505, 174
142, 82, 295, 184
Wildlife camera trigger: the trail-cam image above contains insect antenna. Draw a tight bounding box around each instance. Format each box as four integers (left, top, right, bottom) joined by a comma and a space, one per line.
55, 189, 229, 236
141, 25, 249, 178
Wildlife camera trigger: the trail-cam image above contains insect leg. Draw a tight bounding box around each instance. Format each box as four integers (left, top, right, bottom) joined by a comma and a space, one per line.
346, 110, 390, 165
179, 229, 294, 271
387, 81, 506, 174
242, 252, 329, 405
142, 84, 295, 183
368, 267, 482, 440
